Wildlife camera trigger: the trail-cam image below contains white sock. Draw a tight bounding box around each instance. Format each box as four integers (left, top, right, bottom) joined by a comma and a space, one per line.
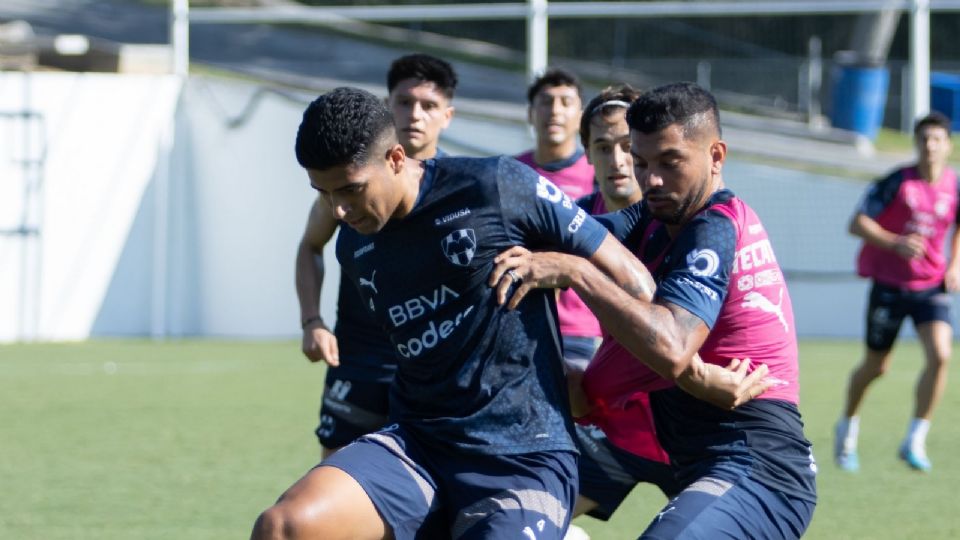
906, 418, 931, 455
839, 416, 860, 453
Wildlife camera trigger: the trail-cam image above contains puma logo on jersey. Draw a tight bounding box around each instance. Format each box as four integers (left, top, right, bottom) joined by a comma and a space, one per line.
741, 287, 788, 331
359, 271, 378, 294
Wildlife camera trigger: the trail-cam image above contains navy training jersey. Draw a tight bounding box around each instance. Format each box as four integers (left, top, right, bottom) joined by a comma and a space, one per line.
596, 189, 816, 503
335, 156, 608, 455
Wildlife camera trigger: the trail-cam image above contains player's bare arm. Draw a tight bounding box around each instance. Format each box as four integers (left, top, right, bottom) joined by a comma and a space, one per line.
295, 197, 342, 366
490, 236, 773, 409
849, 212, 925, 260
946, 227, 960, 291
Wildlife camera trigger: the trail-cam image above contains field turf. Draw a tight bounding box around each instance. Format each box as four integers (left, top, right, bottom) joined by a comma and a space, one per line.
1, 340, 958, 539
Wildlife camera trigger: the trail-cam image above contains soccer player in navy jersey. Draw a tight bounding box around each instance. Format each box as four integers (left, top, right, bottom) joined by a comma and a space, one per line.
492, 82, 817, 539
295, 54, 457, 458
252, 87, 765, 540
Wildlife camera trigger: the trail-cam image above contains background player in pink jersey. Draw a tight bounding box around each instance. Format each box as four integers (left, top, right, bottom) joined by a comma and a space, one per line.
515, 68, 602, 372
493, 82, 816, 539
835, 111, 960, 473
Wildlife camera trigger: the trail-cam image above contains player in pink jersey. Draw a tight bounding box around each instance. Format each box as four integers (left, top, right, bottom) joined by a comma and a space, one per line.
835, 111, 960, 473
515, 68, 601, 374
493, 82, 815, 539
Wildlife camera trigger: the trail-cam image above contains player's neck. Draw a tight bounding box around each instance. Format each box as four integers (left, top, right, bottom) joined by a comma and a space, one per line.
918, 161, 944, 183
534, 140, 577, 165
407, 143, 438, 161
664, 177, 724, 238
602, 192, 642, 212
394, 158, 426, 219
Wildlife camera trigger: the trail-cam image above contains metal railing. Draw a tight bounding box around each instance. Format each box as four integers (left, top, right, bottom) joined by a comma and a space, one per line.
171, 0, 960, 123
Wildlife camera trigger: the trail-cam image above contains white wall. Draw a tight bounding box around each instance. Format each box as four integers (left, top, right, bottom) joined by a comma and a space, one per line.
0, 72, 180, 341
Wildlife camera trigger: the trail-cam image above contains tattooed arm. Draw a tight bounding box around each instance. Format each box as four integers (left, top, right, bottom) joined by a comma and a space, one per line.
491, 238, 771, 409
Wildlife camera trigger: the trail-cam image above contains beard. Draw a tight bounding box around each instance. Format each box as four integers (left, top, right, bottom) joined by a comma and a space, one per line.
651, 174, 711, 225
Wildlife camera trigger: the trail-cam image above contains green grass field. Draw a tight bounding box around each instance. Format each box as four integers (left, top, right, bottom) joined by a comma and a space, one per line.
1, 340, 958, 539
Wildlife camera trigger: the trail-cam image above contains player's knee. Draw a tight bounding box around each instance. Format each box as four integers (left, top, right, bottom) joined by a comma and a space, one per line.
251, 504, 310, 540
927, 352, 950, 370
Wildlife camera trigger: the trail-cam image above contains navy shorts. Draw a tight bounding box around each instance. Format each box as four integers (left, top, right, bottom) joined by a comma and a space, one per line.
321, 424, 578, 540
575, 424, 681, 521
865, 281, 952, 351
315, 369, 390, 449
639, 472, 815, 540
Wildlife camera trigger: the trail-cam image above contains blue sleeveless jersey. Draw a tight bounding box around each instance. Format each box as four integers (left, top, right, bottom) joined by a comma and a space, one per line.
335, 156, 608, 455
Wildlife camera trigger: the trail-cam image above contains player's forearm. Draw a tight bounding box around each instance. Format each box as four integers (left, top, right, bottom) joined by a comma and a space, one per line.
295, 240, 325, 325
949, 228, 960, 270
849, 213, 899, 251
569, 261, 696, 381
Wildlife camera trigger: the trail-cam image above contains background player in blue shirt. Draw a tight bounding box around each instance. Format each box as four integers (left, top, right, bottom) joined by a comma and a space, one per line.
253, 87, 764, 540
295, 54, 457, 458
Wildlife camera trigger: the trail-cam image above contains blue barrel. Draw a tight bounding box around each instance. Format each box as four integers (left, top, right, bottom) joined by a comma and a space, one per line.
930, 72, 960, 131
830, 64, 890, 139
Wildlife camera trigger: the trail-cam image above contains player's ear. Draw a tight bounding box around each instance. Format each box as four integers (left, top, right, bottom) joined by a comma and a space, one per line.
441, 105, 454, 129
386, 143, 405, 173
709, 140, 727, 175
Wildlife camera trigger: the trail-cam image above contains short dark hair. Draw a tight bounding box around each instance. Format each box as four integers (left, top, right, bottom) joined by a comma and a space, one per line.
386, 53, 458, 100
580, 84, 642, 149
295, 87, 396, 171
526, 67, 582, 104
626, 82, 721, 140
914, 111, 952, 137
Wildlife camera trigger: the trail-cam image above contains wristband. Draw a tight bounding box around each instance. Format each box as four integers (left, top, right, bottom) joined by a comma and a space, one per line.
301, 315, 323, 329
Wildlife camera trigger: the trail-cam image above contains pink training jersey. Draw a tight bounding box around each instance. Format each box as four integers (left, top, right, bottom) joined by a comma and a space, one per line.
856, 165, 960, 290
516, 150, 601, 339
569, 192, 671, 464
583, 190, 801, 412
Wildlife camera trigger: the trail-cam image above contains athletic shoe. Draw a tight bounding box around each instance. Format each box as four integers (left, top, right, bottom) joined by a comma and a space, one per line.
898, 442, 932, 472
834, 421, 860, 472
564, 524, 591, 540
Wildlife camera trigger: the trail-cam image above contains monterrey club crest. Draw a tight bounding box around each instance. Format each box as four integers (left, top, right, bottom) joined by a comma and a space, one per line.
441, 228, 477, 266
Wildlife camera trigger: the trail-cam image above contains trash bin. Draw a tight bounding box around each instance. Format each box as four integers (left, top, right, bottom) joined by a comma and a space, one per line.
930, 72, 960, 131
831, 61, 890, 140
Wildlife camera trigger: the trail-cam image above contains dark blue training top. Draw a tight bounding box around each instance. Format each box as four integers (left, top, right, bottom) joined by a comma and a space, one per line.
336, 156, 608, 455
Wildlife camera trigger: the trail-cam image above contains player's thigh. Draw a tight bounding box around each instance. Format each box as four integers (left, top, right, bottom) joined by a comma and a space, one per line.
449, 450, 578, 540
912, 286, 953, 363
267, 464, 390, 540
639, 475, 814, 540
317, 371, 391, 449
865, 282, 908, 351
916, 320, 953, 365
575, 424, 678, 521
322, 428, 445, 540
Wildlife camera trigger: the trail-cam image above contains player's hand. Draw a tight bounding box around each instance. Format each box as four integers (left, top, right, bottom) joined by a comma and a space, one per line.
302, 321, 340, 367
489, 246, 579, 310
677, 358, 781, 410
945, 265, 960, 292
893, 233, 926, 260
